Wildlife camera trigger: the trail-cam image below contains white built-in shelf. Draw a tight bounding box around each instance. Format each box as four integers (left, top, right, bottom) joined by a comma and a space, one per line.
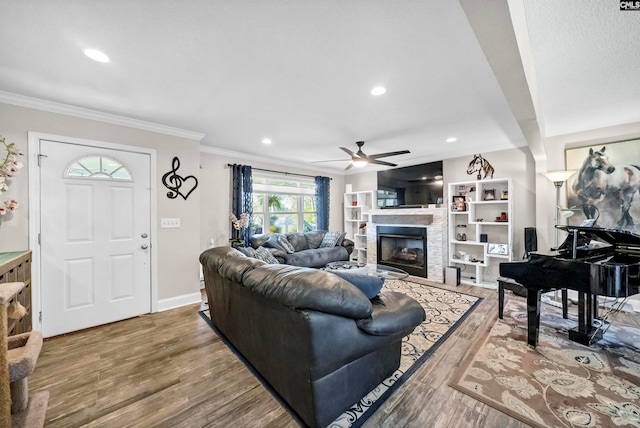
344, 190, 375, 264
448, 178, 513, 288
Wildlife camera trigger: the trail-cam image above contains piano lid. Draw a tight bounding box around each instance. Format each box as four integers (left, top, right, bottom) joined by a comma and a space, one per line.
556, 226, 640, 247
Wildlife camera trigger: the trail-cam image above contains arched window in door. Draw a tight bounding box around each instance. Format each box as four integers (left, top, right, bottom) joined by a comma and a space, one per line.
64, 155, 133, 181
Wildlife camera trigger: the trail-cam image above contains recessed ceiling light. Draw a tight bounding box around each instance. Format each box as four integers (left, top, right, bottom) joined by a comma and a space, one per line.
83, 48, 110, 63
262, 138, 272, 145
371, 86, 386, 96
446, 137, 457, 143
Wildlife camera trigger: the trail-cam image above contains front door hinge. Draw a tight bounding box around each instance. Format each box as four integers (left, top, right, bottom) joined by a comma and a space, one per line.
37, 154, 48, 167
38, 233, 41, 245
39, 311, 42, 323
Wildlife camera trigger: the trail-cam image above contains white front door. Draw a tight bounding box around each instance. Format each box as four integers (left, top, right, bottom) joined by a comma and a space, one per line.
39, 139, 152, 337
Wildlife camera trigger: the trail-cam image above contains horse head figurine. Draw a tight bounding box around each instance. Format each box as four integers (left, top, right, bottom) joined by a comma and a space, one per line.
466, 154, 495, 180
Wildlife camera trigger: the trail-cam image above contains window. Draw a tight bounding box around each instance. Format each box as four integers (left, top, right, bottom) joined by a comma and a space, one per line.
251, 173, 317, 234
64, 155, 132, 181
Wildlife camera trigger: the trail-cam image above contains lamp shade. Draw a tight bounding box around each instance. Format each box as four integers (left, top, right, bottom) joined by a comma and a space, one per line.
543, 170, 577, 183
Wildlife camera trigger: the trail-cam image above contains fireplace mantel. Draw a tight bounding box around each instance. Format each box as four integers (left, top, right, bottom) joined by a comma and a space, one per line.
368, 207, 446, 282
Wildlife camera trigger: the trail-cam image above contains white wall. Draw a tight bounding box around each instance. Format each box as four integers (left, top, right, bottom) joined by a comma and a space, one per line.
0, 102, 201, 303
199, 150, 346, 252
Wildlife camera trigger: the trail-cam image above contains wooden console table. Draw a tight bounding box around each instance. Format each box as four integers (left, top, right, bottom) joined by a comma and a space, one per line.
0, 251, 32, 335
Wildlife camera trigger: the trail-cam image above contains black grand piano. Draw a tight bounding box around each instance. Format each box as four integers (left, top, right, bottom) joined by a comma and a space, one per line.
500, 226, 640, 347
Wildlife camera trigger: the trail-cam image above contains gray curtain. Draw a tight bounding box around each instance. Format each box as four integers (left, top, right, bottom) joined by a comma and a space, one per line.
231, 164, 253, 246
315, 176, 330, 231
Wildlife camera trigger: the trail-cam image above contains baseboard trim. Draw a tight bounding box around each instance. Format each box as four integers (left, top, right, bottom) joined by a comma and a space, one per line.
158, 292, 202, 312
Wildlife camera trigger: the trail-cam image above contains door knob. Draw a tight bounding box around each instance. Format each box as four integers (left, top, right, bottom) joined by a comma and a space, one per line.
141, 244, 149, 250
141, 233, 148, 238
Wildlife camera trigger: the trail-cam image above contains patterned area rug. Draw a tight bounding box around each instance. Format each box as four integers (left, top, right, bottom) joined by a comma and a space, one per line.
450, 298, 640, 428
199, 279, 481, 428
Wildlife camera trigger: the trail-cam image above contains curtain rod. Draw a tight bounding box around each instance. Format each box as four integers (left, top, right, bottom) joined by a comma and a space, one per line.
226, 164, 332, 180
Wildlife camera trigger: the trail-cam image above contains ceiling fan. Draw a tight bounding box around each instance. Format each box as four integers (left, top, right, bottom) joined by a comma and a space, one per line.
314, 141, 411, 170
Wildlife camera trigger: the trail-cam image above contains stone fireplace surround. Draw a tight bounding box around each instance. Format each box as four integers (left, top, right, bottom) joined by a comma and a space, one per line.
366, 207, 446, 283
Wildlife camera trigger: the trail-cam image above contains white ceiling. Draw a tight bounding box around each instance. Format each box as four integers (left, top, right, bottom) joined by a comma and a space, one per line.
1, 1, 638, 174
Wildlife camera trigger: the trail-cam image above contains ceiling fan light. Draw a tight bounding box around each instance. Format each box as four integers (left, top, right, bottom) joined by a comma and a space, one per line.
83, 48, 110, 63
352, 160, 368, 168
370, 86, 386, 96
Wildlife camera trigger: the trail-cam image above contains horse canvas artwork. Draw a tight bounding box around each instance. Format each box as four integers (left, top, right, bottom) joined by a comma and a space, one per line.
566, 139, 640, 231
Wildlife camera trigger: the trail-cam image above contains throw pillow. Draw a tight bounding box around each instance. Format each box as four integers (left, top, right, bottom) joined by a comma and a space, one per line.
262, 234, 287, 252
277, 235, 295, 254
253, 246, 280, 264
319, 231, 342, 248
331, 270, 384, 299
335, 231, 347, 246
236, 246, 256, 257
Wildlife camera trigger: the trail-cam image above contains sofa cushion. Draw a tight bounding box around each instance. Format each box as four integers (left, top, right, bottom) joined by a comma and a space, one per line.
330, 270, 384, 299
285, 233, 310, 252
356, 291, 426, 336
243, 264, 373, 319
319, 231, 342, 248
303, 231, 326, 249
218, 256, 266, 283
253, 246, 280, 264
262, 234, 287, 252
200, 246, 246, 272
282, 246, 348, 268
277, 235, 296, 254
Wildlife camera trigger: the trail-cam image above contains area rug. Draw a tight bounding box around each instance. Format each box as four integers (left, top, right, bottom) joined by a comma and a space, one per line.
450, 298, 640, 428
199, 279, 481, 428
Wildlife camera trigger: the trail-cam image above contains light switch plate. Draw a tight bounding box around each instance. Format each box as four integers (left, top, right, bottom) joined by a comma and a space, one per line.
160, 218, 180, 228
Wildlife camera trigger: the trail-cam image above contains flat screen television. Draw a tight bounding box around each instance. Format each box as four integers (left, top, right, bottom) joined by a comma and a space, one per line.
377, 161, 443, 208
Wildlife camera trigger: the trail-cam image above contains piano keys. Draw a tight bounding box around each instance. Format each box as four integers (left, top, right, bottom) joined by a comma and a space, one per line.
499, 226, 640, 347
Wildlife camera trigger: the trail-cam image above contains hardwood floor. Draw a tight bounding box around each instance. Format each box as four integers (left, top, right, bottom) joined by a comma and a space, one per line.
29, 281, 639, 427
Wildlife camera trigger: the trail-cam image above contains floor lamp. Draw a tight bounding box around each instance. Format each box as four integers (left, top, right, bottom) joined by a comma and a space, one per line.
543, 170, 577, 250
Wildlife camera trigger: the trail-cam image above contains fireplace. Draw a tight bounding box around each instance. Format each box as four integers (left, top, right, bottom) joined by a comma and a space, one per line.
377, 226, 427, 277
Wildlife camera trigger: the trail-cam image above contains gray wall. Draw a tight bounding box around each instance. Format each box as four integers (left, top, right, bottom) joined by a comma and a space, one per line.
0, 102, 201, 302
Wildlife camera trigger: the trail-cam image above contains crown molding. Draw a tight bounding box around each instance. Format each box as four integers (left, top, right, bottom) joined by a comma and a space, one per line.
0, 91, 205, 141
199, 144, 345, 175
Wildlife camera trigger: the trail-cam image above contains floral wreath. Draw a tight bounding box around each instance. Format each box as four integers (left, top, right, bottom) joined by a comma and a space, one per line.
0, 135, 23, 217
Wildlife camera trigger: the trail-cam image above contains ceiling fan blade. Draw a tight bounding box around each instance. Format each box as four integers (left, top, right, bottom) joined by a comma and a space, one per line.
310, 159, 349, 163
340, 147, 356, 157
369, 159, 398, 167
367, 149, 411, 159
344, 162, 354, 170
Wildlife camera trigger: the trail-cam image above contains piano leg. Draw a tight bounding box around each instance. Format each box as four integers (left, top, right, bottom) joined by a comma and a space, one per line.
562, 289, 568, 319
526, 288, 543, 347
568, 292, 603, 346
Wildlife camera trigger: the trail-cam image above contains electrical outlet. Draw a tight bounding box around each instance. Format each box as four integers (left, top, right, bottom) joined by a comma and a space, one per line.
160, 218, 180, 228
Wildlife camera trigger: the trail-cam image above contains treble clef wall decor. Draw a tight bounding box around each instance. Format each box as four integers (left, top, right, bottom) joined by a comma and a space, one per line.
162, 157, 199, 200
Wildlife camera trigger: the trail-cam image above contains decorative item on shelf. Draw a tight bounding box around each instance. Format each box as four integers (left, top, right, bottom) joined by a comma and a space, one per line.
466, 154, 495, 180
452, 195, 467, 211
495, 212, 508, 222
351, 201, 357, 206
359, 223, 367, 233
488, 243, 508, 255
480, 233, 488, 242
456, 233, 467, 241
476, 218, 484, 222
500, 190, 508, 200
482, 189, 496, 201
162, 156, 199, 200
